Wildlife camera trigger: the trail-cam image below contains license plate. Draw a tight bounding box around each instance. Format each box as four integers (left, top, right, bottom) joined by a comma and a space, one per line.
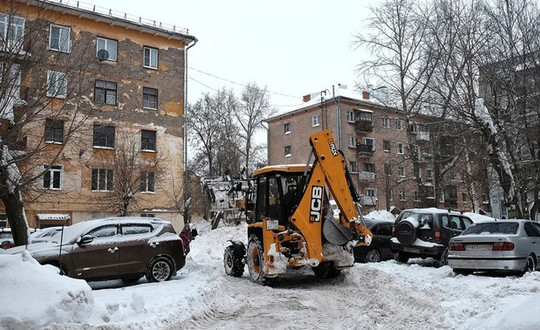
403, 247, 420, 253
465, 244, 492, 251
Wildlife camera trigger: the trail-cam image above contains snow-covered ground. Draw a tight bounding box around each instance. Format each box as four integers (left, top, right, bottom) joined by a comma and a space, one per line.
2, 215, 540, 329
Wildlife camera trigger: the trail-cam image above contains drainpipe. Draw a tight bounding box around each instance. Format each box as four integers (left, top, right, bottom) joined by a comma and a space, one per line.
183, 35, 198, 224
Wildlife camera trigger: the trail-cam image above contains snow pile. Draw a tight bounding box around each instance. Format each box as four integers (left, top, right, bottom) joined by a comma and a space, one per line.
0, 251, 95, 328
365, 210, 395, 222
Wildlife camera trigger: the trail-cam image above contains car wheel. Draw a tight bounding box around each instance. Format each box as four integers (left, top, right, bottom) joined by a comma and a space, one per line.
435, 248, 449, 267
453, 269, 473, 276
394, 252, 410, 264
247, 236, 275, 285
146, 257, 173, 282
524, 254, 536, 274
121, 276, 142, 284
313, 261, 341, 279
224, 245, 245, 277
364, 249, 381, 263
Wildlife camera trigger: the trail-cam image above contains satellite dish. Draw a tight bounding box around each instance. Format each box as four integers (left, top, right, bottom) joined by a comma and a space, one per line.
97, 49, 109, 61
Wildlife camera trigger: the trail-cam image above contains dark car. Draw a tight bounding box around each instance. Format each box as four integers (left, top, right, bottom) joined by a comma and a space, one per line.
390, 208, 474, 266
0, 228, 14, 249
1, 217, 185, 283
448, 220, 540, 275
354, 219, 394, 263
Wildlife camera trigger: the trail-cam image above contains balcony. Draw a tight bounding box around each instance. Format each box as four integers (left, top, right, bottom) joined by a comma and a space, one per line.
357, 143, 374, 157
355, 120, 373, 133
359, 195, 377, 206
358, 171, 376, 183
417, 131, 430, 141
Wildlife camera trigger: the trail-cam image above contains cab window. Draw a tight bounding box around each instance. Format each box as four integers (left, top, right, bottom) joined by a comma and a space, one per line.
86, 225, 118, 238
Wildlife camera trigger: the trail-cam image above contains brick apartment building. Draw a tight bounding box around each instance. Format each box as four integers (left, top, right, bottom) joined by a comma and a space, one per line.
267, 87, 488, 213
0, 0, 196, 230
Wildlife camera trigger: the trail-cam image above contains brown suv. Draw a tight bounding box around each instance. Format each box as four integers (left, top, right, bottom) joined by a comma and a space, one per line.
3, 217, 185, 283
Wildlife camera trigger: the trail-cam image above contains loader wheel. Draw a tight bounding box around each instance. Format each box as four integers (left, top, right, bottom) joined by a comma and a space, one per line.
313, 261, 341, 279
247, 236, 275, 285
224, 245, 245, 277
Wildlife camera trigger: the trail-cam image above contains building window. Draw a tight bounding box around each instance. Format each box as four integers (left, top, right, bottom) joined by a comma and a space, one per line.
397, 142, 404, 154
43, 165, 63, 190
140, 213, 156, 218
427, 169, 433, 179
94, 80, 117, 105
284, 122, 291, 134
413, 191, 419, 201
348, 135, 357, 148
462, 193, 468, 203
96, 37, 117, 61
143, 87, 158, 110
284, 145, 292, 157
312, 115, 320, 127
349, 161, 358, 173
364, 163, 375, 173
347, 110, 355, 123
399, 191, 406, 201
49, 24, 70, 52
0, 213, 7, 228
0, 14, 24, 48
141, 130, 156, 151
143, 46, 158, 69
92, 168, 114, 191
383, 140, 390, 152
399, 166, 405, 177
396, 119, 403, 130
389, 190, 393, 202
93, 124, 115, 149
439, 192, 445, 203
140, 171, 156, 193
363, 137, 375, 151
45, 119, 64, 144
382, 117, 390, 128
46, 71, 67, 99
365, 188, 377, 197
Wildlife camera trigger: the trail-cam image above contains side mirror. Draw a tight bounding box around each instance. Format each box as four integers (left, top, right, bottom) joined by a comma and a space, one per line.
77, 235, 94, 246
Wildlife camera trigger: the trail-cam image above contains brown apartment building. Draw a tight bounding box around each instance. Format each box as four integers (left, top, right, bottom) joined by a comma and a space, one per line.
0, 0, 196, 230
267, 87, 489, 213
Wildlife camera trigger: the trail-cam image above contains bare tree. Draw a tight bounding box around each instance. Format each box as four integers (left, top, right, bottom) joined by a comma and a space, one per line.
234, 82, 275, 175
0, 2, 94, 245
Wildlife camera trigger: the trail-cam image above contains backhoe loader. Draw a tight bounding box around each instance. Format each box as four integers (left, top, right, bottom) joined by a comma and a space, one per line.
223, 130, 373, 284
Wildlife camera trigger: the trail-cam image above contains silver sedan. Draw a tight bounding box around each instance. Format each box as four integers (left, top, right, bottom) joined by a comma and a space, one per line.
447, 220, 540, 275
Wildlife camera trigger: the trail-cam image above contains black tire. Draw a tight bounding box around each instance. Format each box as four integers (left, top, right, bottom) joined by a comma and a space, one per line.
523, 254, 536, 274
364, 249, 381, 263
121, 276, 142, 284
146, 257, 173, 282
453, 269, 473, 276
435, 248, 449, 267
395, 220, 417, 245
247, 236, 275, 285
394, 252, 410, 264
313, 261, 341, 279
224, 245, 245, 277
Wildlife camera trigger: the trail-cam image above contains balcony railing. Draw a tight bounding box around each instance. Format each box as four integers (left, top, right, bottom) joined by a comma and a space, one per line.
417, 131, 430, 141
357, 143, 374, 157
358, 171, 376, 183
355, 120, 373, 133
359, 195, 377, 206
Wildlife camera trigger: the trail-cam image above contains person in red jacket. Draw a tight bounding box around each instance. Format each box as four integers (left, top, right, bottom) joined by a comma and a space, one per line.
180, 224, 193, 255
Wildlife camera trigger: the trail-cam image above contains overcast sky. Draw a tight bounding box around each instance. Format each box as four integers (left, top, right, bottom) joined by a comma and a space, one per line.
79, 0, 376, 113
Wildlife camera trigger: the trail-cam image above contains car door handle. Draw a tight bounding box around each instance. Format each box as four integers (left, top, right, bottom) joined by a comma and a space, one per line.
150, 242, 159, 248
107, 247, 118, 253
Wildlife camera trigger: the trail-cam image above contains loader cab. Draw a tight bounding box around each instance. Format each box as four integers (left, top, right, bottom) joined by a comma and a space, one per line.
249, 165, 308, 226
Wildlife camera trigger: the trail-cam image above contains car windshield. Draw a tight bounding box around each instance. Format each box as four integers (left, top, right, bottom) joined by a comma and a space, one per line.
462, 222, 519, 235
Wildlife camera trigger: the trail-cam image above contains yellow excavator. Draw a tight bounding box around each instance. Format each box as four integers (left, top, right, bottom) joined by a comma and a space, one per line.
224, 130, 373, 284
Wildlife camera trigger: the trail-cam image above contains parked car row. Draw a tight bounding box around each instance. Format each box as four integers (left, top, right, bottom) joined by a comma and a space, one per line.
0, 217, 186, 283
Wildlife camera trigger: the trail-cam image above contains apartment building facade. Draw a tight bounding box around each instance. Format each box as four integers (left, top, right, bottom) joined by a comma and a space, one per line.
267, 88, 486, 213
0, 0, 196, 230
